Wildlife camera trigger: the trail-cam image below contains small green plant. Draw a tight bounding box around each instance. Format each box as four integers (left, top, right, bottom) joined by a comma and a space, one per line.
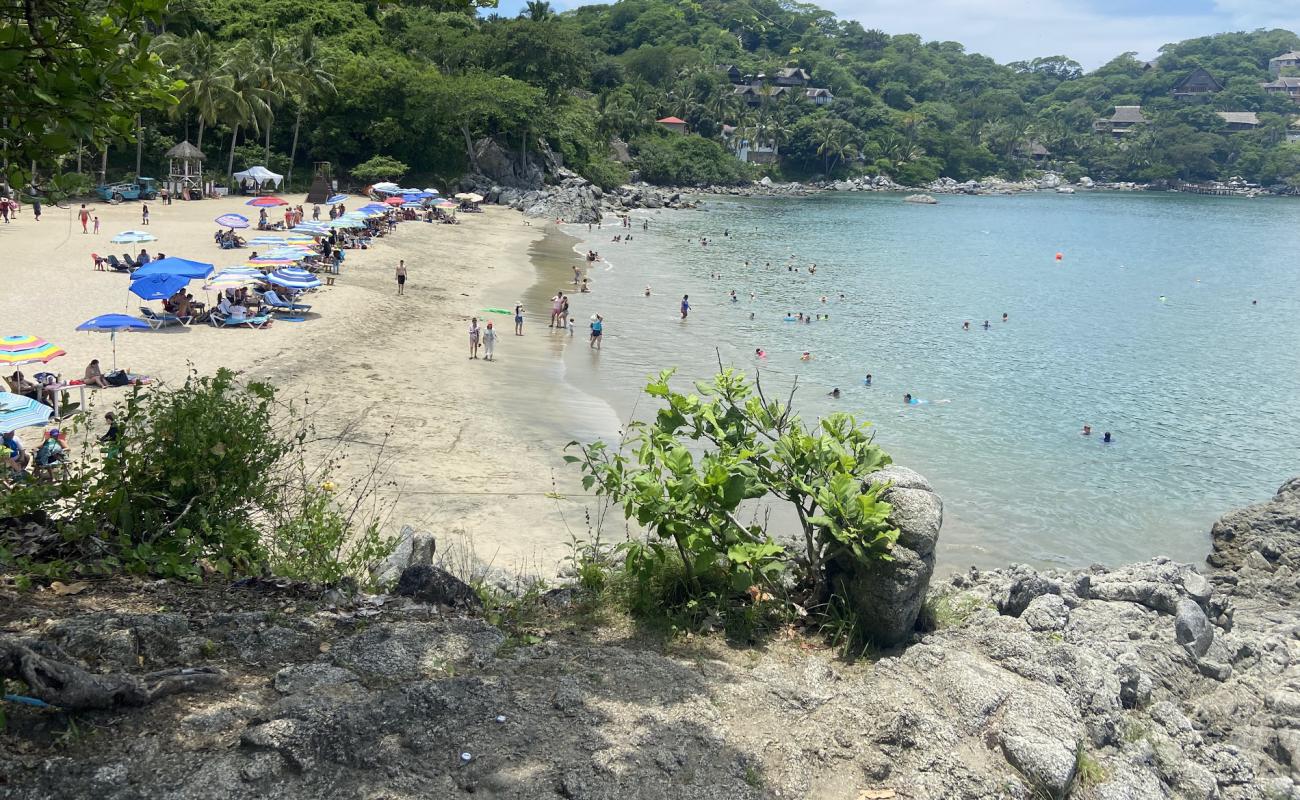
567, 367, 897, 641
1073, 746, 1106, 789
742, 765, 765, 788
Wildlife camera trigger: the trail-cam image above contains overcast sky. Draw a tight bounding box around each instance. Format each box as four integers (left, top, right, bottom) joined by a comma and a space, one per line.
490, 0, 1300, 69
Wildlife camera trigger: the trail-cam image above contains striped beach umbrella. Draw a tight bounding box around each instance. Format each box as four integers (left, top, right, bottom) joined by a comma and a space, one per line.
204, 272, 266, 291
245, 196, 289, 207
326, 193, 349, 204
0, 335, 66, 366
0, 392, 53, 434
111, 230, 157, 244
215, 213, 250, 229
246, 257, 296, 267
266, 268, 322, 290
400, 202, 423, 209
247, 235, 292, 246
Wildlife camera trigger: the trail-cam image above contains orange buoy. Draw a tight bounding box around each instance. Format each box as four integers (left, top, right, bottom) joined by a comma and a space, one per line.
1055, 252, 1063, 261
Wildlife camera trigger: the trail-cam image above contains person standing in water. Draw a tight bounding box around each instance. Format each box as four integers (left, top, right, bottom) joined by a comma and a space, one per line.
468, 317, 481, 359
589, 314, 603, 349
513, 302, 525, 336
395, 260, 407, 295
482, 322, 497, 361
863, 374, 872, 386
1002, 312, 1009, 322
680, 294, 690, 319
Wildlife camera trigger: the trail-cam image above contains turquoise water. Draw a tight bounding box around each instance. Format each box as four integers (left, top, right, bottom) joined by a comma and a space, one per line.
551, 191, 1300, 570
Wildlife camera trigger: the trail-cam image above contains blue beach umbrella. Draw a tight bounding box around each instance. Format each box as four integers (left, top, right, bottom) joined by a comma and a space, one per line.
326, 193, 348, 204
215, 213, 249, 229
266, 268, 321, 290
76, 314, 151, 369
400, 202, 423, 209
129, 273, 191, 301
0, 392, 53, 434
131, 256, 214, 281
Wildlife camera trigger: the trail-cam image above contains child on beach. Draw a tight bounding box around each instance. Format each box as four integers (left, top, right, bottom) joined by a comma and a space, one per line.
93, 215, 99, 234
680, 295, 690, 319
514, 303, 524, 336
469, 317, 481, 359
482, 322, 497, 361
141, 204, 149, 225
567, 317, 575, 336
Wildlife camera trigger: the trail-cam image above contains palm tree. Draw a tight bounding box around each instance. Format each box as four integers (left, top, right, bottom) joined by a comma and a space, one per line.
223, 43, 273, 177
248, 34, 294, 166
523, 1, 552, 21
285, 31, 336, 186
152, 32, 235, 154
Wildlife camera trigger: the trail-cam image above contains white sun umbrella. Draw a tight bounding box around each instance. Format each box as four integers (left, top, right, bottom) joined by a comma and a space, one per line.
110, 230, 157, 244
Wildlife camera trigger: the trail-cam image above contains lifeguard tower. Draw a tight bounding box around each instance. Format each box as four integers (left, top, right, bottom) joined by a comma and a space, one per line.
305, 161, 333, 203
165, 141, 205, 200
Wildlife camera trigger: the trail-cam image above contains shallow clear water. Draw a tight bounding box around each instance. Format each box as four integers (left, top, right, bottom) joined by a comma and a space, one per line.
546, 191, 1300, 570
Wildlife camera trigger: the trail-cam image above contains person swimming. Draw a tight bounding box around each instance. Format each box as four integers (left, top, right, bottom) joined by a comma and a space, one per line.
863, 374, 872, 386
963, 321, 970, 331
1103, 432, 1113, 443
755, 348, 766, 358
801, 352, 811, 361
983, 320, 990, 329
1081, 424, 1092, 436
828, 388, 841, 398
1002, 312, 1009, 322
904, 393, 916, 404
645, 285, 651, 297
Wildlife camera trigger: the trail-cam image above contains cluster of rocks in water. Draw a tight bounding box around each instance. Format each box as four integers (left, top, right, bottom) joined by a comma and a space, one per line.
4, 476, 1298, 799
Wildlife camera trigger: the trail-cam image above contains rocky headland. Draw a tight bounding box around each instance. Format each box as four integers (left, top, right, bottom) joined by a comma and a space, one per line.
2, 474, 1298, 799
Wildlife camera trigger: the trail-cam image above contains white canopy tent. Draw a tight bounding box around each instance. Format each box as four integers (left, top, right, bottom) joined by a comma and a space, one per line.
233, 165, 284, 189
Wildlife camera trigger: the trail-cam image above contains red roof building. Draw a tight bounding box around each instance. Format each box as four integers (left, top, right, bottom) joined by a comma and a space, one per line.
656, 116, 688, 134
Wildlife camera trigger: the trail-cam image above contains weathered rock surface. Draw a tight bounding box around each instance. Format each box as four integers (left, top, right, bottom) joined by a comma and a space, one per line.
4, 477, 1300, 799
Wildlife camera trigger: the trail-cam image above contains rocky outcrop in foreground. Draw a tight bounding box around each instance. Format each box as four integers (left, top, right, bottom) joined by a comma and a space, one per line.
3, 479, 1298, 799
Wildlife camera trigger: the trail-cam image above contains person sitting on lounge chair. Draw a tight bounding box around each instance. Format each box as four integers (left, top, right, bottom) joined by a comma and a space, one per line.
7, 369, 38, 399
84, 359, 110, 388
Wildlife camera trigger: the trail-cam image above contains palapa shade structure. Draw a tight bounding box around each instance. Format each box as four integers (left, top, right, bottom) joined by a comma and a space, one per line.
166, 140, 205, 199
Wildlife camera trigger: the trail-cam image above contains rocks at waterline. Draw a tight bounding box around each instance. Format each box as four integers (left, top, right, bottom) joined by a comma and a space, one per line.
904, 193, 938, 204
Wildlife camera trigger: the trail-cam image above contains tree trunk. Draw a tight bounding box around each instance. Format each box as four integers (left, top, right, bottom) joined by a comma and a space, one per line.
263, 111, 273, 166
461, 124, 479, 173
76, 139, 83, 174
100, 147, 108, 185
135, 114, 143, 177
286, 106, 302, 186
227, 125, 239, 177
197, 118, 206, 153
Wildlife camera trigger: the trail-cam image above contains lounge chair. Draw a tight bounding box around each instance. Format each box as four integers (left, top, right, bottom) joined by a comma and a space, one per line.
105, 255, 130, 273
121, 253, 140, 270
209, 310, 271, 329
261, 291, 312, 312
139, 307, 189, 328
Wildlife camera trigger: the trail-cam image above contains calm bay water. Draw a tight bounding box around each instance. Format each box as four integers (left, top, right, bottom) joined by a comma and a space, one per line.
542, 191, 1300, 571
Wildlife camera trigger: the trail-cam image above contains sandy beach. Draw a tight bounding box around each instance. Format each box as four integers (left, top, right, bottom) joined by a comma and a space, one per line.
1, 195, 606, 575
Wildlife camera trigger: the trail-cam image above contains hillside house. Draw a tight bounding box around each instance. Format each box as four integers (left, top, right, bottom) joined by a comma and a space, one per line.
773, 67, 811, 87
1270, 51, 1300, 76
717, 65, 744, 84
1171, 67, 1222, 101
1288, 118, 1300, 143
1093, 106, 1148, 136
656, 116, 688, 134
1261, 76, 1300, 102
1023, 140, 1052, 161
805, 87, 834, 106
721, 125, 778, 164
1215, 111, 1260, 131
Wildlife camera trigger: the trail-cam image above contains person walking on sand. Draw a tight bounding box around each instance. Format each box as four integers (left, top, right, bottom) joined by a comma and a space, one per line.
78, 204, 90, 233
468, 316, 481, 359
680, 294, 690, 319
482, 322, 498, 361
93, 215, 100, 234
31, 198, 41, 221
141, 203, 149, 225
395, 260, 407, 295
514, 302, 525, 336
589, 314, 603, 349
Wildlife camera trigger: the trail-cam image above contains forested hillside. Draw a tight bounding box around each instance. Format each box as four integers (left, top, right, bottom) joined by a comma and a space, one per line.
104, 0, 1300, 188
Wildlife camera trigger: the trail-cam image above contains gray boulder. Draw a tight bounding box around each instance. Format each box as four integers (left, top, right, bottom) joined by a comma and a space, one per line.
1174, 598, 1214, 656
999, 568, 1061, 617
826, 466, 941, 646
1022, 593, 1069, 631
396, 564, 482, 609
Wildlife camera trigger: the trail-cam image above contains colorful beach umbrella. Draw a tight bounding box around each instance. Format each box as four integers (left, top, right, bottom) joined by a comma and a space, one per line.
248, 235, 292, 246
436, 201, 457, 209
76, 314, 151, 369
0, 335, 66, 367
246, 257, 296, 267
0, 392, 53, 434
215, 213, 250, 229
131, 256, 214, 281
266, 268, 321, 290
204, 273, 265, 292
400, 202, 423, 209
245, 196, 289, 207
326, 193, 349, 204
383, 196, 403, 206
111, 230, 157, 244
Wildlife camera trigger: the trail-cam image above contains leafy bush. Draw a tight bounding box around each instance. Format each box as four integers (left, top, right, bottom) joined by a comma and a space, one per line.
568, 368, 898, 640
632, 134, 754, 186
351, 154, 408, 184
0, 369, 394, 586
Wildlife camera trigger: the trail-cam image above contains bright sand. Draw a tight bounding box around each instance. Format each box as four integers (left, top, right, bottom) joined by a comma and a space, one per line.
1, 195, 602, 575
